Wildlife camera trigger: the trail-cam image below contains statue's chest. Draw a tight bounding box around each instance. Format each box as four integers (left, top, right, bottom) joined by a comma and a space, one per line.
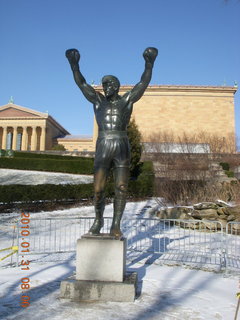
101, 101, 124, 117
105, 106, 118, 116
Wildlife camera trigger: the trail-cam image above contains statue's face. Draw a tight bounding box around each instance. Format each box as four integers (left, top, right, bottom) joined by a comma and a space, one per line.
102, 80, 117, 98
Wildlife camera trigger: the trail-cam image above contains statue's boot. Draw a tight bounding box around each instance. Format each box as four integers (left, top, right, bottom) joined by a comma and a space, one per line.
89, 194, 105, 235
110, 198, 126, 238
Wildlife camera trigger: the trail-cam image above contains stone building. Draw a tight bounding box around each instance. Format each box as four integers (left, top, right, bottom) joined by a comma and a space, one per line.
121, 85, 237, 141
0, 102, 69, 151
0, 84, 237, 152
56, 134, 95, 152
92, 84, 238, 152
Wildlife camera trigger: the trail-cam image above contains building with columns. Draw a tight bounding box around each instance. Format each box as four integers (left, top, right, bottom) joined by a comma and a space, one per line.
58, 84, 238, 153
0, 102, 69, 151
0, 84, 237, 152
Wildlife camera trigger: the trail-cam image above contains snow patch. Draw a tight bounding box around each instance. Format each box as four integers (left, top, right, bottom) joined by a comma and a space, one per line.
0, 169, 93, 185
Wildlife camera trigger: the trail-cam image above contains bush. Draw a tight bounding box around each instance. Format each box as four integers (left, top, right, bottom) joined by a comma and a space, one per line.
154, 177, 240, 205
155, 178, 206, 205
0, 157, 94, 174
220, 162, 230, 171
220, 162, 235, 178
13, 151, 90, 161
225, 170, 234, 178
0, 184, 94, 203
127, 118, 142, 177
128, 161, 155, 197
51, 144, 66, 151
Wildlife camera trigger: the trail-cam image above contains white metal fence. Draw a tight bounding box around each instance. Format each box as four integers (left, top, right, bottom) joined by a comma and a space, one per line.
13, 217, 240, 271
0, 216, 18, 264
123, 218, 225, 269
226, 221, 240, 271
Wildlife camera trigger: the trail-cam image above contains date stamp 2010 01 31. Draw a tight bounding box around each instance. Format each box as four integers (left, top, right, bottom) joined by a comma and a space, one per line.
19, 212, 31, 308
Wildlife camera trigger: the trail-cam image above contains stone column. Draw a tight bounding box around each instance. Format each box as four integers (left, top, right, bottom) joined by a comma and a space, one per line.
2, 127, 7, 149
31, 126, 37, 151
12, 127, 18, 150
40, 126, 46, 151
21, 127, 28, 151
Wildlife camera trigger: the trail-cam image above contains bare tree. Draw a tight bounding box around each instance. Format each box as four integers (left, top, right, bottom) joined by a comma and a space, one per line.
143, 130, 240, 205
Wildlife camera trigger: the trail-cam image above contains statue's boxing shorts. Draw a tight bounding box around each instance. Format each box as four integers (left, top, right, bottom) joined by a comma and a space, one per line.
94, 131, 130, 171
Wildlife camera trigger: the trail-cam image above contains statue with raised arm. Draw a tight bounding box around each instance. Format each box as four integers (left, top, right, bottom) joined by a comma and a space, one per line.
65, 47, 158, 238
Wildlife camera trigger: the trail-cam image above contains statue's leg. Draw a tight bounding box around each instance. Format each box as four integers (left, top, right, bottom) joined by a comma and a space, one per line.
110, 167, 129, 238
89, 167, 108, 235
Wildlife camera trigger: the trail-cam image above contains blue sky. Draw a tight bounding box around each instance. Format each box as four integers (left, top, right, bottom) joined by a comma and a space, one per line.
0, 0, 239, 139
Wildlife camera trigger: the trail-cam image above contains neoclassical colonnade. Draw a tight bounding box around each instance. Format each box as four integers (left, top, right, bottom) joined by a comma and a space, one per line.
0, 125, 46, 151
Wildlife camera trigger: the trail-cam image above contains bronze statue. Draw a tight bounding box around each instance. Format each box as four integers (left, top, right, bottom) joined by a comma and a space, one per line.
66, 47, 158, 238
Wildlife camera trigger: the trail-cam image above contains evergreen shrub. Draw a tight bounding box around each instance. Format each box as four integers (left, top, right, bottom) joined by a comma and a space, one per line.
220, 162, 230, 171
128, 161, 154, 197
14, 151, 91, 161
0, 157, 94, 174
0, 184, 94, 203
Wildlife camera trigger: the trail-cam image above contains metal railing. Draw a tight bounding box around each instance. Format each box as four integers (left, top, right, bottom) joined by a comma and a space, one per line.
14, 217, 233, 271
18, 217, 107, 254
0, 216, 18, 265
2, 216, 239, 271
226, 221, 240, 271
123, 218, 225, 269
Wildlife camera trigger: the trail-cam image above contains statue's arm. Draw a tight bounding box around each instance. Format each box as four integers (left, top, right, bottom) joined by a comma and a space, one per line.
65, 49, 101, 103
126, 47, 158, 103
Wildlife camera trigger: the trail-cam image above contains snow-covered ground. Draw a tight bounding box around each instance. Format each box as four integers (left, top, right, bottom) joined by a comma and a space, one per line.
0, 170, 239, 319
1, 201, 239, 320
0, 169, 93, 185
1, 259, 239, 320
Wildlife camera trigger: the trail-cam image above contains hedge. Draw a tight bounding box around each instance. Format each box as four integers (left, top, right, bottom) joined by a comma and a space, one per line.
13, 151, 89, 161
0, 157, 94, 174
0, 184, 94, 203
0, 161, 155, 203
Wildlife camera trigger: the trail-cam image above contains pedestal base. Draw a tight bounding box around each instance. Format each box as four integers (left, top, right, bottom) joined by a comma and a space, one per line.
60, 234, 138, 302
60, 272, 137, 302
76, 234, 126, 282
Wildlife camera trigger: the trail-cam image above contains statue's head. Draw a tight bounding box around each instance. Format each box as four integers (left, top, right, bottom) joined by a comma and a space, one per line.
102, 75, 120, 97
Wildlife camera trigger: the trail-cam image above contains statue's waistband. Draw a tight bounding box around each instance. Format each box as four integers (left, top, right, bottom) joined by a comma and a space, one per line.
98, 130, 127, 138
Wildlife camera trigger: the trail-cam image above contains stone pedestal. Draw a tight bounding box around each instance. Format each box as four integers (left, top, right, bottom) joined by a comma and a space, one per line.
76, 234, 126, 282
60, 234, 137, 302
60, 272, 137, 302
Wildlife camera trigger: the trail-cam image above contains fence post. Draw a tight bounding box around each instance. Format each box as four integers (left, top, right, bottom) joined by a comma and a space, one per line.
221, 221, 227, 270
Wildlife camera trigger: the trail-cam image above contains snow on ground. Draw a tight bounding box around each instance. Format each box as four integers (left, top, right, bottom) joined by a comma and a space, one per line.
0, 258, 239, 320
0, 170, 239, 319
1, 201, 239, 320
0, 169, 93, 185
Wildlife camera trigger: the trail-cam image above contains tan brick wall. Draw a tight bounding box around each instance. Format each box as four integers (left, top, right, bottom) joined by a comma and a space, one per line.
94, 85, 237, 147
57, 138, 95, 152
